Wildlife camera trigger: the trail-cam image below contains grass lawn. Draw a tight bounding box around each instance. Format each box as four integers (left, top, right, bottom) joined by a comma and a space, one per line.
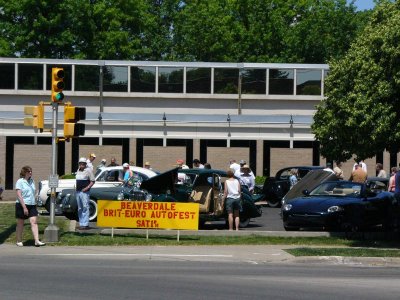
1, 203, 400, 257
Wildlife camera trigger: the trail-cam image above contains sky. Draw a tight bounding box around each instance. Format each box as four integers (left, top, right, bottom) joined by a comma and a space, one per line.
352, 0, 376, 11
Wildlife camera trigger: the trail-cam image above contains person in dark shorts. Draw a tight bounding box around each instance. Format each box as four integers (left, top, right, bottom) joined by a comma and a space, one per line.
223, 169, 241, 231
15, 166, 45, 247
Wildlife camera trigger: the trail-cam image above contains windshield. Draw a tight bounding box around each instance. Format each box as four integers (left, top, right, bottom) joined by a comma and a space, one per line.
310, 182, 362, 198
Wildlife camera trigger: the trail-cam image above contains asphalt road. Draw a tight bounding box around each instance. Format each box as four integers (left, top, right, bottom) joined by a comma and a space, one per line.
1, 245, 399, 300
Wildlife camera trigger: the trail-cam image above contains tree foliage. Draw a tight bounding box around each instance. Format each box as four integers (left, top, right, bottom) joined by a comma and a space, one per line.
0, 0, 369, 62
311, 0, 400, 161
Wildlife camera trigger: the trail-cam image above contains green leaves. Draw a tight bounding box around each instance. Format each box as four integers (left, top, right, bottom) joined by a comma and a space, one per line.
312, 1, 400, 161
0, 0, 366, 62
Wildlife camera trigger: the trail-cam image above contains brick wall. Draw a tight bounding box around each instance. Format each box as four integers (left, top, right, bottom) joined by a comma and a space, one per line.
270, 148, 313, 175
143, 146, 186, 172
207, 147, 249, 171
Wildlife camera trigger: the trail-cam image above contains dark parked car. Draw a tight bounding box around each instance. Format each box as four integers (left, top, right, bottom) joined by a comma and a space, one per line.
282, 180, 397, 231
257, 166, 324, 207
58, 168, 262, 228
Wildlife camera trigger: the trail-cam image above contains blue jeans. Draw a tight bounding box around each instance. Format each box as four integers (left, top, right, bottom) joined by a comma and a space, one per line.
76, 191, 90, 226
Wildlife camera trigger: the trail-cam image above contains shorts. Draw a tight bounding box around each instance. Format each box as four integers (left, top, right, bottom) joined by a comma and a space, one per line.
225, 197, 241, 213
15, 203, 38, 220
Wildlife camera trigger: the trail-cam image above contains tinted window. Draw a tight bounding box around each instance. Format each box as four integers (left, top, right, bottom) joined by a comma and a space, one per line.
159, 67, 183, 93
296, 69, 322, 95
241, 69, 266, 94
75, 65, 98, 91
18, 64, 43, 90
103, 66, 128, 92
214, 68, 238, 94
186, 67, 211, 93
0, 63, 15, 89
269, 69, 294, 95
131, 66, 156, 92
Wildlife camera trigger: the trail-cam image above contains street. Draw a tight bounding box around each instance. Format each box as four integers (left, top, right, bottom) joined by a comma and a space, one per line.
1, 244, 399, 300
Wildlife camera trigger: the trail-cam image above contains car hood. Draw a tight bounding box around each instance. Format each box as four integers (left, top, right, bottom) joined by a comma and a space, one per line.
282, 169, 338, 203
140, 167, 179, 194
287, 196, 359, 212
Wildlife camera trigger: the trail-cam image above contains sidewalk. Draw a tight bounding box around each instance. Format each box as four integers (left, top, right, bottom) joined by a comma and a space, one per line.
1, 243, 400, 267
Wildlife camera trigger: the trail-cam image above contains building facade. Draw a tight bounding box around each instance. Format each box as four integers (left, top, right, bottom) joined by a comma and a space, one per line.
0, 58, 396, 196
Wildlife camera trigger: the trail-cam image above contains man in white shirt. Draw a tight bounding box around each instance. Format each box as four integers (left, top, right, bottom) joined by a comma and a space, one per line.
86, 153, 96, 172
229, 159, 240, 173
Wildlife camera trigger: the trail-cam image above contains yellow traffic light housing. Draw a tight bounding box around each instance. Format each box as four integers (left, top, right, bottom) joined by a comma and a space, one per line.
51, 67, 65, 102
24, 104, 44, 132
64, 105, 86, 139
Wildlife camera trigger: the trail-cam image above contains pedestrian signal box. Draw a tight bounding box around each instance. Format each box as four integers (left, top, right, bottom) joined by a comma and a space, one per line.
64, 106, 86, 139
51, 68, 65, 102
24, 105, 44, 131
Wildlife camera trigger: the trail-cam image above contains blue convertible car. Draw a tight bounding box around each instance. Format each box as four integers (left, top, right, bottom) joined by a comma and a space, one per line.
282, 180, 397, 231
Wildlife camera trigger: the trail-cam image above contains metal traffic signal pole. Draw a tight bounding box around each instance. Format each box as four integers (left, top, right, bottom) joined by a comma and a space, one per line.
44, 101, 60, 242
43, 67, 65, 243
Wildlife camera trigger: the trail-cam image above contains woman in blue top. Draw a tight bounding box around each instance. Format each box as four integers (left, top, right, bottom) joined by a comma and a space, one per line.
15, 166, 45, 247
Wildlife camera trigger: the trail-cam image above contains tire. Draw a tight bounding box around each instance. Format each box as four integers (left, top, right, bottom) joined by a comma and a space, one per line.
268, 199, 281, 208
89, 199, 98, 222
239, 218, 250, 228
64, 212, 78, 221
44, 197, 51, 213
284, 226, 299, 231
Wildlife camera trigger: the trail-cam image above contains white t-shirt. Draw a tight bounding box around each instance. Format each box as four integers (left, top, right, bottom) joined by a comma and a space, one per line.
225, 179, 240, 199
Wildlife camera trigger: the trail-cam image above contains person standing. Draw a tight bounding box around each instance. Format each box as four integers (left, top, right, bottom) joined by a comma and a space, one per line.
388, 167, 397, 192
107, 157, 119, 167
376, 163, 387, 178
120, 163, 133, 182
96, 158, 107, 171
193, 159, 204, 169
349, 163, 367, 183
144, 161, 152, 170
229, 159, 240, 173
238, 165, 255, 193
289, 169, 298, 189
86, 153, 96, 172
353, 160, 367, 173
76, 157, 95, 230
223, 169, 241, 231
333, 161, 344, 180
15, 166, 45, 247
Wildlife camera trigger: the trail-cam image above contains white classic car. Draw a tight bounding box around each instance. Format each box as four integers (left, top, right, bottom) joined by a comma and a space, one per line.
37, 166, 158, 213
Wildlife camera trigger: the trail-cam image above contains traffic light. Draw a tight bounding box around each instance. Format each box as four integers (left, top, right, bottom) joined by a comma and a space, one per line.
51, 67, 65, 102
24, 105, 44, 131
64, 105, 86, 139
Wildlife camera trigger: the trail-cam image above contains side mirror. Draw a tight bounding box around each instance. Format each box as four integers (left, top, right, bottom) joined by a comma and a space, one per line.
302, 189, 310, 196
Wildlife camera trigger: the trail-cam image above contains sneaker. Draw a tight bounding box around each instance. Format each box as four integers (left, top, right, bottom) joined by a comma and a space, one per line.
16, 242, 23, 247
35, 241, 46, 247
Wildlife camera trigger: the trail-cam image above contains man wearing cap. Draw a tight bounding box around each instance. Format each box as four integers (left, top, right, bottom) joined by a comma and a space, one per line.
96, 158, 107, 171
76, 157, 95, 230
119, 163, 133, 183
86, 153, 96, 172
144, 161, 152, 170
234, 160, 255, 179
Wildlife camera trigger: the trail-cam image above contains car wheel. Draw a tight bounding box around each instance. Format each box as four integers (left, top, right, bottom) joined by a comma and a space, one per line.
284, 226, 299, 231
89, 199, 98, 222
239, 218, 250, 228
64, 212, 78, 221
268, 199, 281, 208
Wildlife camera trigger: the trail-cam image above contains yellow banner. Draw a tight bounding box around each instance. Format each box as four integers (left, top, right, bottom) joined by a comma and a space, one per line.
97, 200, 199, 230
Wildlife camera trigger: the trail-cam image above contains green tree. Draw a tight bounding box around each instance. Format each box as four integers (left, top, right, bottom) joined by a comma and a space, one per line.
311, 0, 400, 161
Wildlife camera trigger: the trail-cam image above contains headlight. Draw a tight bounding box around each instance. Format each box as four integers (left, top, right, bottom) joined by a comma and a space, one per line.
146, 194, 152, 202
117, 192, 124, 200
282, 204, 292, 211
327, 206, 344, 213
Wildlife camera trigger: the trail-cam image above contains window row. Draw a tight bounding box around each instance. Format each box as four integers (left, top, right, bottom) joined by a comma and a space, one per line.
0, 63, 325, 96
